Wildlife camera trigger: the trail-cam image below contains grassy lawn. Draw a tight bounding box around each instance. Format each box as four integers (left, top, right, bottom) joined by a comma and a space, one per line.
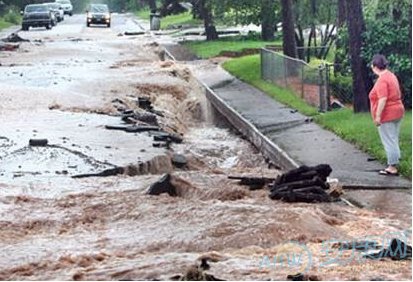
135, 8, 150, 20
183, 38, 282, 59
0, 18, 14, 31
159, 11, 201, 29
222, 54, 411, 178
135, 10, 201, 29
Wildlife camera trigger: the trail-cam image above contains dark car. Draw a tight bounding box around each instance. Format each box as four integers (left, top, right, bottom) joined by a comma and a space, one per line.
21, 4, 53, 30
86, 4, 111, 28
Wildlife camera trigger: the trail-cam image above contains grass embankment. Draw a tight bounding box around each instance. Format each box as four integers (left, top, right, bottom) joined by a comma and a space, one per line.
0, 18, 14, 31
183, 37, 282, 59
135, 8, 150, 20
135, 10, 201, 29
0, 11, 21, 31
209, 51, 411, 178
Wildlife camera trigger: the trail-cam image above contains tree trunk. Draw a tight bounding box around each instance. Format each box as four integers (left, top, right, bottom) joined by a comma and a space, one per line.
148, 0, 157, 12
306, 26, 315, 62
281, 0, 297, 58
261, 0, 276, 41
295, 25, 304, 60
334, 0, 347, 74
337, 0, 346, 27
346, 0, 372, 112
198, 0, 218, 41
409, 4, 412, 62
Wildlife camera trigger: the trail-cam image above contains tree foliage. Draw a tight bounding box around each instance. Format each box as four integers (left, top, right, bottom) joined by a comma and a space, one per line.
361, 0, 412, 108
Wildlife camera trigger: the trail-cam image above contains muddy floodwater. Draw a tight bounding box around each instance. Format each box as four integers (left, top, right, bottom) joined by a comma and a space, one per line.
0, 14, 411, 281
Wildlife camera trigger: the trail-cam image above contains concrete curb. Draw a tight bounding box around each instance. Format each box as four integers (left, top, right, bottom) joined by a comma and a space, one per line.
163, 43, 300, 170
203, 83, 300, 170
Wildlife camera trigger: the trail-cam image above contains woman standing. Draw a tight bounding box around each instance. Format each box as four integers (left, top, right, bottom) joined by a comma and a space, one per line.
369, 54, 405, 176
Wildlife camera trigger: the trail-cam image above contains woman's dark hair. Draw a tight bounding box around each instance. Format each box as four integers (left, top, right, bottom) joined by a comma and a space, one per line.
371, 54, 388, 70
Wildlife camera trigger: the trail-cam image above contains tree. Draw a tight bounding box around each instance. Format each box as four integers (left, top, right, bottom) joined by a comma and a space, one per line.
361, 0, 412, 108
261, 0, 276, 41
346, 0, 372, 112
281, 0, 297, 58
194, 0, 218, 40
334, 0, 347, 73
293, 0, 337, 62
148, 0, 157, 12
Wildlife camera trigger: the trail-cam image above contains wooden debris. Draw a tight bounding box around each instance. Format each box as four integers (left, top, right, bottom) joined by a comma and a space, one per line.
228, 175, 275, 190
269, 164, 333, 203
105, 125, 159, 133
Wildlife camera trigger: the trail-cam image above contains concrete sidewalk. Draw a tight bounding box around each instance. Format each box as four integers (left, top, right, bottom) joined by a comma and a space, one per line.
191, 63, 411, 189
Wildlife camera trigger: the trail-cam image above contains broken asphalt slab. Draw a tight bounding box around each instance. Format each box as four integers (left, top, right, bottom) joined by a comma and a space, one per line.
189, 62, 411, 190
0, 111, 168, 181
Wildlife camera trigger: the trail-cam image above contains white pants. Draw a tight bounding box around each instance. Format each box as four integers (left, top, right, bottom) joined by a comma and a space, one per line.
378, 119, 402, 166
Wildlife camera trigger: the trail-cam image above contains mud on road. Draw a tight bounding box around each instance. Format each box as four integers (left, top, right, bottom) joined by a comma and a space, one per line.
0, 14, 411, 280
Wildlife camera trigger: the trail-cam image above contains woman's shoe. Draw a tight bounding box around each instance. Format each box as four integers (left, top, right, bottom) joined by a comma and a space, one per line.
379, 169, 399, 176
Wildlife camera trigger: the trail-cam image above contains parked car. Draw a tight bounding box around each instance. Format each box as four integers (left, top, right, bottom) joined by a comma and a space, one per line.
21, 4, 54, 30
55, 0, 73, 16
86, 4, 111, 28
45, 2, 64, 22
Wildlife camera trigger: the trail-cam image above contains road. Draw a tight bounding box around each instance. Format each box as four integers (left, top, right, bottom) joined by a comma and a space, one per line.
0, 14, 411, 280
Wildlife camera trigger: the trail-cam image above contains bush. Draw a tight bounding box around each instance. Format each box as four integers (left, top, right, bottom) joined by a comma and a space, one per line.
302, 65, 319, 84
329, 75, 353, 104
302, 60, 326, 84
3, 9, 21, 25
361, 17, 411, 109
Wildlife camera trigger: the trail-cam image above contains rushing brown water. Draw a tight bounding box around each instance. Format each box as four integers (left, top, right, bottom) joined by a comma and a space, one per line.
0, 14, 411, 281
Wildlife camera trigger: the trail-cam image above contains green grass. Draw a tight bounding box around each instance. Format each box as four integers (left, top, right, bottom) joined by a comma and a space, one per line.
0, 18, 14, 31
135, 8, 150, 20
135, 10, 201, 29
222, 54, 411, 178
159, 11, 201, 29
183, 38, 282, 59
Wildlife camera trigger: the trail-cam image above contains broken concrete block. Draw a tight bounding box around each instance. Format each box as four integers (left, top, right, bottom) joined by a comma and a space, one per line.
29, 139, 48, 147
147, 174, 177, 196
172, 154, 187, 168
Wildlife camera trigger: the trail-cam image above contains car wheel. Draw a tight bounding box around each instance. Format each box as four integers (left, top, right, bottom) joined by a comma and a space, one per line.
46, 23, 52, 30
22, 24, 28, 31
107, 23, 111, 28
87, 22, 90, 27
69, 12, 72, 16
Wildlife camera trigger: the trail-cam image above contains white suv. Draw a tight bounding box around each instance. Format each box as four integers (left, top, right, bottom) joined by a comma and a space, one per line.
55, 0, 73, 16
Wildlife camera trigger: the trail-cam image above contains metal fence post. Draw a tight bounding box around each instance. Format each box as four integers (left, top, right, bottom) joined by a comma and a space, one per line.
326, 64, 331, 111
260, 48, 264, 80
318, 65, 327, 112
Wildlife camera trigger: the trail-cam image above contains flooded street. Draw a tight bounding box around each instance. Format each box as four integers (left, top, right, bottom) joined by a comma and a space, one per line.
0, 14, 411, 280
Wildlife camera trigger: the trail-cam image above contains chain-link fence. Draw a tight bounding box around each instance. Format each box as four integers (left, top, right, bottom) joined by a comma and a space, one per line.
326, 63, 354, 106
260, 48, 357, 110
261, 48, 329, 111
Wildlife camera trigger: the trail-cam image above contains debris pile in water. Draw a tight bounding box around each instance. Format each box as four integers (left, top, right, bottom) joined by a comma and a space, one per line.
269, 164, 333, 203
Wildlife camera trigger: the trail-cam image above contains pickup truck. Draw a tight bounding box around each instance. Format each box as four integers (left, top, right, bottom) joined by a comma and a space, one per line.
21, 4, 53, 31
